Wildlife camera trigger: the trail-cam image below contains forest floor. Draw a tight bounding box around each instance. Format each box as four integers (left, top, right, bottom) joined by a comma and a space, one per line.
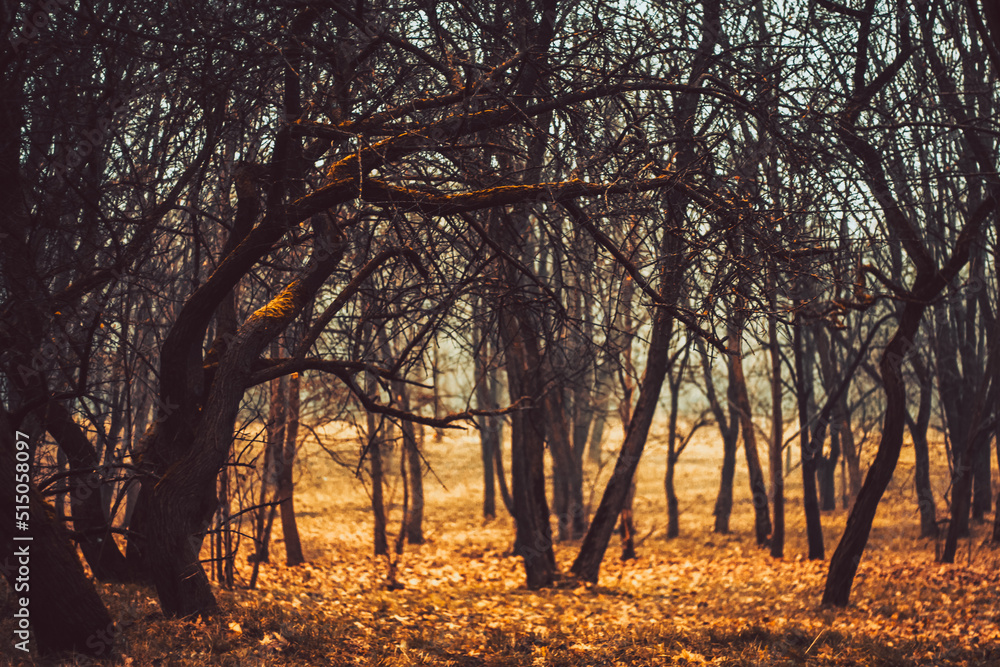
8, 421, 1000, 666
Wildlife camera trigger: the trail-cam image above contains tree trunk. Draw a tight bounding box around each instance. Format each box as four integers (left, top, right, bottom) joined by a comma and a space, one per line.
823, 304, 924, 606
908, 356, 938, 537
942, 333, 998, 560
941, 427, 993, 562
713, 425, 739, 534
729, 323, 772, 547
586, 373, 611, 464
493, 426, 515, 516
366, 401, 389, 557
665, 452, 679, 539
768, 299, 784, 558
838, 395, 862, 503
405, 423, 425, 543
665, 343, 687, 539
972, 443, 992, 519
794, 314, 824, 559
817, 431, 839, 511
393, 377, 425, 544
571, 302, 675, 583
474, 307, 500, 519
44, 401, 139, 582
128, 460, 220, 617
547, 387, 586, 540
279, 372, 305, 566
253, 371, 287, 564
619, 480, 638, 560
705, 346, 740, 535
502, 310, 557, 587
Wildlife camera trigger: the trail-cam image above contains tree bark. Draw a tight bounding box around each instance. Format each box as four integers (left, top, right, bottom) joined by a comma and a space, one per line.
768, 292, 785, 558
794, 315, 824, 559
279, 372, 305, 565
393, 377, 425, 544
44, 401, 139, 582
702, 341, 740, 535
823, 304, 924, 606
729, 320, 772, 547
571, 303, 675, 582
475, 315, 499, 519
907, 356, 938, 537
502, 308, 557, 587
941, 337, 997, 562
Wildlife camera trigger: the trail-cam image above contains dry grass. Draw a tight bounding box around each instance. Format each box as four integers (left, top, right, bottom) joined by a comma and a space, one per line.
4, 421, 1000, 665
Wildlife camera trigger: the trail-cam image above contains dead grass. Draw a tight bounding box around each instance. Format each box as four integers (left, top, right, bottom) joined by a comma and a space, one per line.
4, 421, 999, 666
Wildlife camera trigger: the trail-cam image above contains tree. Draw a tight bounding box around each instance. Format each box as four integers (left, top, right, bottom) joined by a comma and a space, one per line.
822, 0, 996, 605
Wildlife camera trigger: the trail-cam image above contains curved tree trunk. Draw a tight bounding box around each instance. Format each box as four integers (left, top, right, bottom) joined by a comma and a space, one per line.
571, 302, 675, 582
44, 401, 140, 582
907, 356, 938, 537
823, 305, 924, 606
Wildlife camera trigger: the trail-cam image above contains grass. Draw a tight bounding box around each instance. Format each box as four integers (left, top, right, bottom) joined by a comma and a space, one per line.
3, 420, 999, 665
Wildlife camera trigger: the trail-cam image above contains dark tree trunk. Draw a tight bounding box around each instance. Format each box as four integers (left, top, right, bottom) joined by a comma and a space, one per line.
817, 436, 839, 512
547, 388, 586, 540
474, 307, 500, 519
942, 372, 997, 562
503, 316, 557, 587
706, 347, 739, 535
794, 314, 824, 559
571, 303, 675, 582
254, 371, 287, 564
838, 403, 861, 504
768, 300, 785, 558
128, 461, 220, 617
279, 372, 305, 565
619, 480, 638, 560
713, 426, 739, 534
508, 394, 556, 583
493, 427, 515, 516
367, 411, 389, 557
730, 322, 772, 547
405, 423, 425, 543
127, 221, 344, 616
393, 377, 425, 544
586, 376, 611, 464
664, 342, 688, 540
823, 304, 925, 606
665, 444, 679, 540
44, 401, 140, 582
481, 420, 497, 520
908, 356, 938, 537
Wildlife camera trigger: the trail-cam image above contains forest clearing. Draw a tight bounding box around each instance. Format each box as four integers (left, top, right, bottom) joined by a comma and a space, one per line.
9, 423, 997, 666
